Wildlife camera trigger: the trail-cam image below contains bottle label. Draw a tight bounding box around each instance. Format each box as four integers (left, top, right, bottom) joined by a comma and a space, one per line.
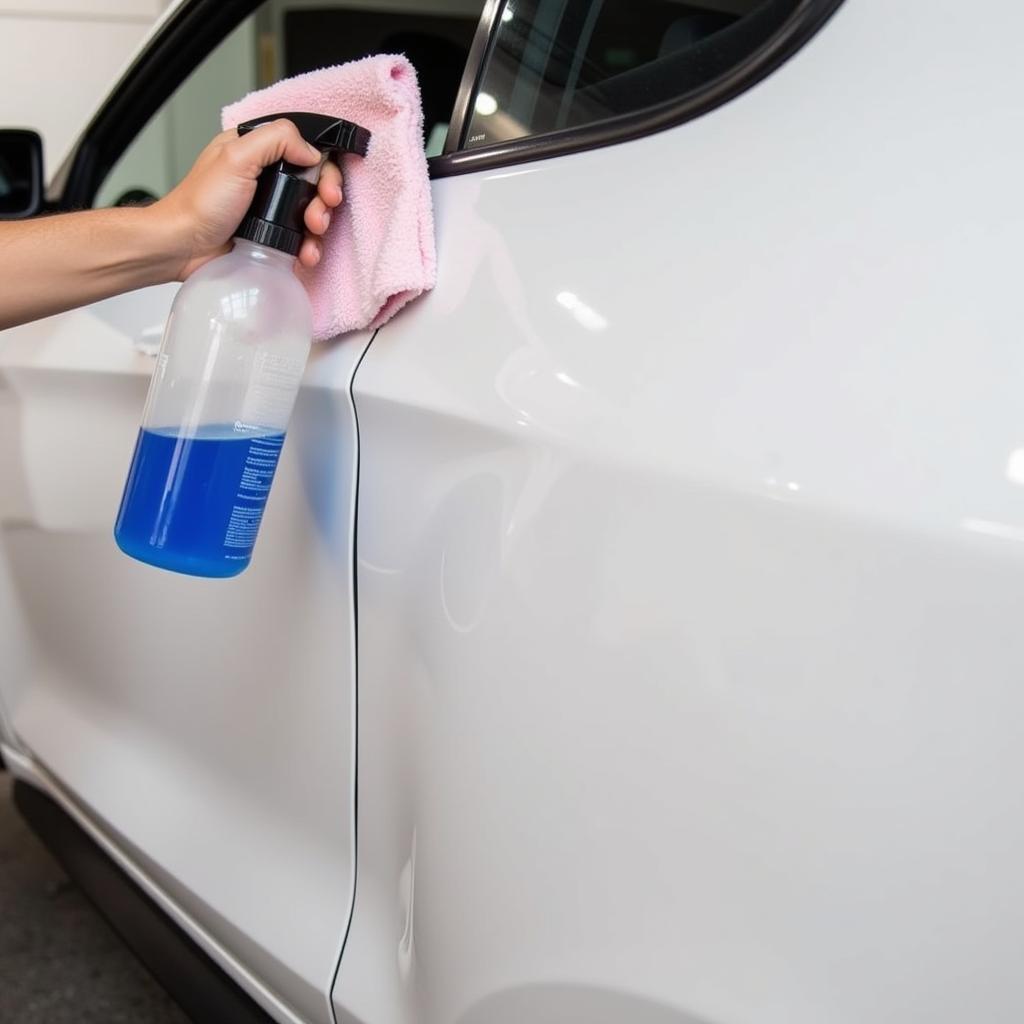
223, 432, 286, 553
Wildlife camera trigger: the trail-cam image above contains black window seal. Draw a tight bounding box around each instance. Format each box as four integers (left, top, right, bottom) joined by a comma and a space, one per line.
427, 0, 845, 180
441, 0, 506, 158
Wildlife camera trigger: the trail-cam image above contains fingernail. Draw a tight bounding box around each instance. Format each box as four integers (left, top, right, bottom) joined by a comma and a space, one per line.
334, 185, 343, 204
322, 211, 331, 230
307, 142, 321, 159
310, 245, 321, 265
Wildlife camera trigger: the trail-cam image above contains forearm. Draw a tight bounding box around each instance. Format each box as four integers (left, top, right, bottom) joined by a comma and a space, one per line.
0, 207, 185, 331
0, 123, 338, 333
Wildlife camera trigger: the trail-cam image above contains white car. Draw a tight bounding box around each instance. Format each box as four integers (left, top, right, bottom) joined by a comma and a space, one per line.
4, 0, 1018, 1022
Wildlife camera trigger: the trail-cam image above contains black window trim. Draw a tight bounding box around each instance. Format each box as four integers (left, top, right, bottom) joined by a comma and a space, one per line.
442, 0, 505, 158
53, 0, 844, 207
432, 0, 846, 177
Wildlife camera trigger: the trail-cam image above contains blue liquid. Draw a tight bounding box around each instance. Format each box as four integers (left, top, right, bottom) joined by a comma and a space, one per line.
114, 425, 286, 578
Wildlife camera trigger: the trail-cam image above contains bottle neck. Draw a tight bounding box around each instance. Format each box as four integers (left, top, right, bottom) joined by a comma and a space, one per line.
232, 238, 297, 266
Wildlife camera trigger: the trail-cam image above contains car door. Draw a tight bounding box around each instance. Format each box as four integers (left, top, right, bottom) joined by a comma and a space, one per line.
0, 2, 480, 1022
327, 1, 1024, 1022
331, 0, 847, 1020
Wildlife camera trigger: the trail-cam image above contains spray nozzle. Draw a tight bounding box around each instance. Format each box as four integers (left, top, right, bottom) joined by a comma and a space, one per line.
234, 111, 372, 257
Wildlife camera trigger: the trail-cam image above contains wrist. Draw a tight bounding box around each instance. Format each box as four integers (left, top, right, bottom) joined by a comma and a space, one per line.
140, 199, 194, 283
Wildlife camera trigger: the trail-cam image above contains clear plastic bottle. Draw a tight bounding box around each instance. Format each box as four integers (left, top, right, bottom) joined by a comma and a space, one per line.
114, 111, 370, 578
115, 240, 311, 577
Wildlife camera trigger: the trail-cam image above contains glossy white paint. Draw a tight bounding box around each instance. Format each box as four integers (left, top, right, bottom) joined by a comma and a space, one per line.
334, 2, 1024, 1022
0, 286, 371, 1023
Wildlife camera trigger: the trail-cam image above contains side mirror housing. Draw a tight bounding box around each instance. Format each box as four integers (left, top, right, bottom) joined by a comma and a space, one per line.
0, 129, 44, 219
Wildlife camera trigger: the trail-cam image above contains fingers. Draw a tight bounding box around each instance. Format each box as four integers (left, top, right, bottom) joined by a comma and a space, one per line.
304, 162, 344, 235
225, 122, 344, 269
304, 197, 330, 235
228, 119, 321, 178
318, 161, 344, 207
298, 235, 323, 269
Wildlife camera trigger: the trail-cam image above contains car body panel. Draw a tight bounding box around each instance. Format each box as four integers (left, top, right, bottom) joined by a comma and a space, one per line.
0, 289, 370, 1023
334, 2, 1024, 1022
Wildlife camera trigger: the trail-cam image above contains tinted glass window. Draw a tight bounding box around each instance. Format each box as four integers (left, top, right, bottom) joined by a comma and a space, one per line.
96, 1, 482, 208
285, 9, 476, 152
464, 0, 799, 148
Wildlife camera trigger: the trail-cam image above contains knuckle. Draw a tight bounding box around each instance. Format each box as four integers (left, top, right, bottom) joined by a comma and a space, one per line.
223, 147, 247, 172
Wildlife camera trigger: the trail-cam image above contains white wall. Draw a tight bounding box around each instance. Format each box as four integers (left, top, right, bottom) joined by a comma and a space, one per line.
0, 0, 169, 178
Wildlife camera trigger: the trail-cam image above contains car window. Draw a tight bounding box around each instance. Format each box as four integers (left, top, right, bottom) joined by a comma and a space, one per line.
96, 0, 482, 208
462, 0, 800, 149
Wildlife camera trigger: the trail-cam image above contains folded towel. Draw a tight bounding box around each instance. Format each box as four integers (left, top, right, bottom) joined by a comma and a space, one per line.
223, 55, 436, 341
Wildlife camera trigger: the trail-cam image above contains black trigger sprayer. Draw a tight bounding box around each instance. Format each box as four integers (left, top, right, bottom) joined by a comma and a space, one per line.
235, 111, 372, 256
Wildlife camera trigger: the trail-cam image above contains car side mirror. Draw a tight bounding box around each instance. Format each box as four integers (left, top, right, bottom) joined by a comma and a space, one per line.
0, 129, 43, 219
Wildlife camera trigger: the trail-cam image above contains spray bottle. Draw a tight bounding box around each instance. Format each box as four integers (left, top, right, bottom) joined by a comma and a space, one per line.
115, 112, 370, 578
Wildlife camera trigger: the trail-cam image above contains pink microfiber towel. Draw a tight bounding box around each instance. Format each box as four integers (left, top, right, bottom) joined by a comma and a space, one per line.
223, 55, 436, 341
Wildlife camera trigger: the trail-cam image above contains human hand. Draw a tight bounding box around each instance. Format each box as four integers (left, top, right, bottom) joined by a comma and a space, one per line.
152, 119, 343, 280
